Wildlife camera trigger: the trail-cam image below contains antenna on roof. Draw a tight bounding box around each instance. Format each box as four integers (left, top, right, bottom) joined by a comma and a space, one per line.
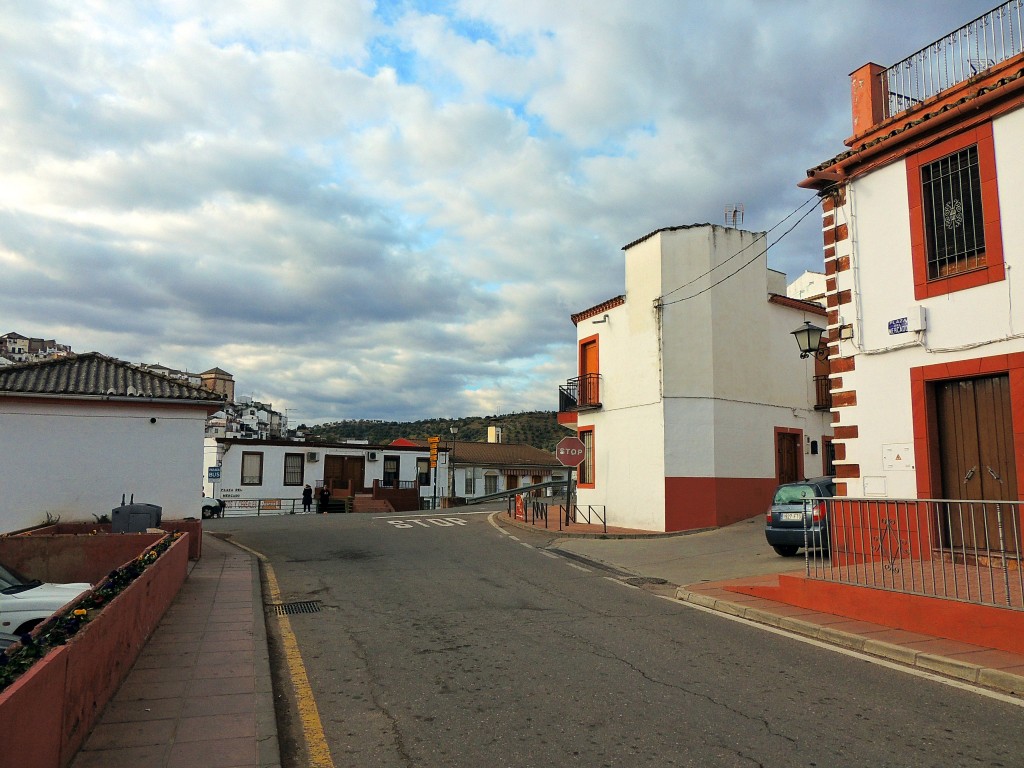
724, 203, 744, 228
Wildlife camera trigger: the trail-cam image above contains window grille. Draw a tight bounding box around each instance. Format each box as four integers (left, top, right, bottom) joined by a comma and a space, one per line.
241, 451, 264, 485
921, 145, 985, 279
283, 453, 304, 486
579, 430, 594, 485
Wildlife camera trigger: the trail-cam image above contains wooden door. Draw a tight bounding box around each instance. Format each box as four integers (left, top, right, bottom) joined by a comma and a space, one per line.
580, 340, 599, 406
935, 374, 1018, 552
777, 432, 800, 485
324, 455, 366, 496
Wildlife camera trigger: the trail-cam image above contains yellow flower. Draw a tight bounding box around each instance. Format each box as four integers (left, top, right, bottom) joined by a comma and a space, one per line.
73, 609, 87, 617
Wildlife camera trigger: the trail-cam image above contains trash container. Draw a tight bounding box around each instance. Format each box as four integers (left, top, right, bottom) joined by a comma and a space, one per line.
111, 503, 162, 533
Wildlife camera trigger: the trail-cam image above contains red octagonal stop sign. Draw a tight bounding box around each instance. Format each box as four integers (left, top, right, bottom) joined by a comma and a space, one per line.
555, 436, 587, 467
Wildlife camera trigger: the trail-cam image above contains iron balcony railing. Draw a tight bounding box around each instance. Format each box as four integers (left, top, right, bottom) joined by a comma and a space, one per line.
882, 0, 1024, 119
813, 374, 831, 410
559, 373, 601, 413
801, 497, 1023, 610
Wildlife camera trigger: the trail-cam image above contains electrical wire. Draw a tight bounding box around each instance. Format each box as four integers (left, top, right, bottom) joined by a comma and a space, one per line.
659, 191, 823, 301
658, 198, 824, 307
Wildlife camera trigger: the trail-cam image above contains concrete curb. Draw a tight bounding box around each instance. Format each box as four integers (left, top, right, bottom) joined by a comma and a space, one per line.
674, 587, 1024, 697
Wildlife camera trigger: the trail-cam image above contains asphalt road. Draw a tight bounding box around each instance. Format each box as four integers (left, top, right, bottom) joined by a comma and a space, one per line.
215, 510, 1022, 768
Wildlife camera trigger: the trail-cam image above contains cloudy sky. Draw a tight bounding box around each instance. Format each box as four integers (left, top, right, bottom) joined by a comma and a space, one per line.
0, 1, 999, 424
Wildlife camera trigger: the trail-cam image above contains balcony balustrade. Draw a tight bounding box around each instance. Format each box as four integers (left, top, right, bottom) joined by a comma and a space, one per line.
558, 373, 601, 413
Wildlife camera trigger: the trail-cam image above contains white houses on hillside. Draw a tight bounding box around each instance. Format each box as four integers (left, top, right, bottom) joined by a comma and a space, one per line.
799, 2, 1024, 516
559, 224, 833, 533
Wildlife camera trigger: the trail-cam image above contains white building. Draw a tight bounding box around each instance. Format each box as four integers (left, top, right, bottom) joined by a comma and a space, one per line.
799, 6, 1024, 511
559, 224, 833, 532
205, 438, 443, 511
0, 353, 225, 532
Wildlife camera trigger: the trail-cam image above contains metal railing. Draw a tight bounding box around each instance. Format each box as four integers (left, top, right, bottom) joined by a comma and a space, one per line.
882, 0, 1024, 119
559, 373, 601, 412
805, 497, 1023, 610
813, 374, 831, 410
505, 497, 607, 533
220, 498, 305, 516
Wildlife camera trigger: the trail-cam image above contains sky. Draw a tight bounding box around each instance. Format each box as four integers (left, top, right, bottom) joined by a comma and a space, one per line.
0, 0, 1001, 425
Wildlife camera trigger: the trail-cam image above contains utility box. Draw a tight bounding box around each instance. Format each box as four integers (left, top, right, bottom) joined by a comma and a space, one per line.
111, 503, 162, 533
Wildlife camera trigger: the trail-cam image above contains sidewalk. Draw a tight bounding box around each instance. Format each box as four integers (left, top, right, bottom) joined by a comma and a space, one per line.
500, 511, 1024, 697
70, 534, 279, 768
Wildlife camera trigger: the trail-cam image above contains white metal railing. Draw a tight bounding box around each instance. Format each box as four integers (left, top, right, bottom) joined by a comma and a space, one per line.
883, 0, 1024, 119
804, 497, 1024, 610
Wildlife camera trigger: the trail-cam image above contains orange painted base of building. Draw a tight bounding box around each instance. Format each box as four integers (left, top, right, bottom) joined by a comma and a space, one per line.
664, 476, 777, 532
722, 573, 1024, 656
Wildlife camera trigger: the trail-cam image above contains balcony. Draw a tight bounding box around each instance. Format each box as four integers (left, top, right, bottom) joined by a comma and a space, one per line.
559, 373, 601, 413
813, 374, 831, 411
882, 0, 1024, 120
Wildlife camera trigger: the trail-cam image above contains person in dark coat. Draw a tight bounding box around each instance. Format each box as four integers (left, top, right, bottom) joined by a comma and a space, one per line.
302, 484, 313, 513
318, 485, 331, 514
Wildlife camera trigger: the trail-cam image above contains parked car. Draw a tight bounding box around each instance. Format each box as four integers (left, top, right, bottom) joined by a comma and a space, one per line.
764, 476, 836, 557
202, 496, 225, 519
0, 562, 91, 640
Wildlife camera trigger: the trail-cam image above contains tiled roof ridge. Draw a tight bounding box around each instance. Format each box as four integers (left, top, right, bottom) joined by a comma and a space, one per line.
807, 64, 1024, 177
571, 295, 626, 325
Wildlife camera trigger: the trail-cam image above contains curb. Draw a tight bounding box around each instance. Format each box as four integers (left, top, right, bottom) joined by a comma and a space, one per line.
674, 587, 1024, 697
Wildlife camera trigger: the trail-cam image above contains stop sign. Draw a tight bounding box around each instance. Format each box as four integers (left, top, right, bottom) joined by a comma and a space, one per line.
555, 436, 587, 467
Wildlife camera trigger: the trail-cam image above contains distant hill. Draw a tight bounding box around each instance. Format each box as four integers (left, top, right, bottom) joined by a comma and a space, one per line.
307, 411, 568, 452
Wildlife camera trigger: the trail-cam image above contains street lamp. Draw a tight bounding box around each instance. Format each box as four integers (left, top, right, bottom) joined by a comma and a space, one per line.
448, 425, 459, 505
791, 321, 826, 359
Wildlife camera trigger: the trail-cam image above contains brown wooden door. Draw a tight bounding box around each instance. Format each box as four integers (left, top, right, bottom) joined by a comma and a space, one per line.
324, 455, 366, 496
777, 432, 800, 485
935, 374, 1018, 551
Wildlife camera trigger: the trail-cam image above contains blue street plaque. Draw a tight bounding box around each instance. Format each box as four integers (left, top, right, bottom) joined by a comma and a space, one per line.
887, 317, 909, 335
207, 466, 221, 480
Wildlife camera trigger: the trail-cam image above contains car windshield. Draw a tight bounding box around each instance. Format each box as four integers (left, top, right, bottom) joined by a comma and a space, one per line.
773, 484, 821, 504
0, 562, 40, 593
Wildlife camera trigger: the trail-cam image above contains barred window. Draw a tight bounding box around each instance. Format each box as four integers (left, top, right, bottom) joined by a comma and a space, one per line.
416, 458, 430, 486
464, 471, 474, 495
241, 452, 264, 485
579, 430, 594, 486
283, 453, 304, 486
484, 474, 498, 495
921, 145, 985, 280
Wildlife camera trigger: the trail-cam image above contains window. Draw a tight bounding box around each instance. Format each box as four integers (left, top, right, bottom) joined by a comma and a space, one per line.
578, 428, 595, 488
921, 145, 984, 279
284, 453, 304, 486
383, 456, 399, 487
906, 122, 1004, 299
464, 471, 475, 495
484, 474, 498, 495
416, 458, 430, 486
241, 452, 264, 485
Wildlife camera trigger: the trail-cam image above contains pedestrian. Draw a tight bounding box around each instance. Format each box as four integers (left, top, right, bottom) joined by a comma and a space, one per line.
302, 484, 313, 514
318, 485, 331, 514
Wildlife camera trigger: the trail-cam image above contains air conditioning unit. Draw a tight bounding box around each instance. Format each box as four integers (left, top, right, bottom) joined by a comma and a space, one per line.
306, 451, 319, 462
367, 451, 379, 461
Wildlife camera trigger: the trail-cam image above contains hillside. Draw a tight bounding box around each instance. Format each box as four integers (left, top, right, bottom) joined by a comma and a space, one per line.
307, 411, 567, 452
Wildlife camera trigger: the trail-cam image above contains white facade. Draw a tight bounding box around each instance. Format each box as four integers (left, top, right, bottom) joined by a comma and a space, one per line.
804, 63, 1024, 502
0, 401, 207, 532
205, 439, 445, 505
571, 225, 833, 532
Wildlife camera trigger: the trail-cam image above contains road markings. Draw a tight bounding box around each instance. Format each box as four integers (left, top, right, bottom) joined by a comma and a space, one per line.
666, 595, 1024, 708
566, 562, 591, 573
540, 551, 559, 559
231, 541, 336, 768
605, 576, 640, 589
386, 517, 469, 528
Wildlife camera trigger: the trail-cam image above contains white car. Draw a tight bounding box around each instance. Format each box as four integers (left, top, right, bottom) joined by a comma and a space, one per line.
202, 497, 225, 519
0, 562, 91, 641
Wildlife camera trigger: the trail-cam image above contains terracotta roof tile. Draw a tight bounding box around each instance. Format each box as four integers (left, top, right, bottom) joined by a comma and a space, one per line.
0, 352, 225, 402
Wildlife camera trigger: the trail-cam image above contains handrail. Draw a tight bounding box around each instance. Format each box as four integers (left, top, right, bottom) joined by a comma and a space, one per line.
882, 0, 1024, 119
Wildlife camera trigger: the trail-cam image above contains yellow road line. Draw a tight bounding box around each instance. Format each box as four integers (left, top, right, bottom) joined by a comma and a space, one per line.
234, 541, 336, 768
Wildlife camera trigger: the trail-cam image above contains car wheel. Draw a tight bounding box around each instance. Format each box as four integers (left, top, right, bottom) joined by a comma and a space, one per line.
772, 545, 800, 557
202, 506, 215, 519
14, 619, 42, 637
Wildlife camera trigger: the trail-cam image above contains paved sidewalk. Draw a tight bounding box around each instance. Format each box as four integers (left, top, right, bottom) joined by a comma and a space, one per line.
71, 534, 279, 768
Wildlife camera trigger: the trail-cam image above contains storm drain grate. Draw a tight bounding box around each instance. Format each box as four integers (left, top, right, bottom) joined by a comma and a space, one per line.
272, 600, 322, 615
621, 577, 668, 587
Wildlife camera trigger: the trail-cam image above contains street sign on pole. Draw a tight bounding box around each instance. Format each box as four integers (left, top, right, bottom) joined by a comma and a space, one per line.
555, 436, 586, 467
207, 466, 221, 480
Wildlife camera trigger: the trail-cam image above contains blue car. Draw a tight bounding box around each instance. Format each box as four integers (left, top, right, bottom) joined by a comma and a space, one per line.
764, 476, 836, 557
